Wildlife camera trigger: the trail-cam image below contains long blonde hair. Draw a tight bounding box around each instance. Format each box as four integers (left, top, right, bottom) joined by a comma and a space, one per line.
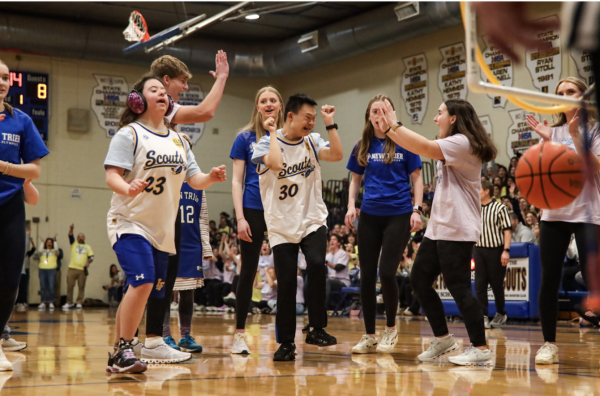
552, 77, 597, 127
239, 86, 285, 142
355, 95, 397, 167
0, 59, 13, 117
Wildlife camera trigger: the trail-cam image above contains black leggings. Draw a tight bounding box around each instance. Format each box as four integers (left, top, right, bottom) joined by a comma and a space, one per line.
358, 212, 412, 334
235, 208, 267, 329
145, 208, 181, 336
163, 289, 194, 338
272, 226, 328, 344
474, 246, 507, 316
0, 192, 26, 333
411, 237, 486, 347
539, 221, 595, 342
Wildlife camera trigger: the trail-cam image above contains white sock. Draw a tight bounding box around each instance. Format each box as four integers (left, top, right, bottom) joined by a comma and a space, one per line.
145, 336, 164, 348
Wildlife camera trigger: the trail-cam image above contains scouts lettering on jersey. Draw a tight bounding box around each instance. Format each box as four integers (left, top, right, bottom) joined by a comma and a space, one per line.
278, 157, 315, 180
144, 151, 187, 172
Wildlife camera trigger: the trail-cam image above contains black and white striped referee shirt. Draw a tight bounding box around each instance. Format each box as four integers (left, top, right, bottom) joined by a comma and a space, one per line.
476, 201, 512, 248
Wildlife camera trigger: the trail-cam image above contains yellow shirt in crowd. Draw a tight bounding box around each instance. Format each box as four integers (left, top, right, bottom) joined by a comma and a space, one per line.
69, 242, 94, 270
39, 242, 58, 270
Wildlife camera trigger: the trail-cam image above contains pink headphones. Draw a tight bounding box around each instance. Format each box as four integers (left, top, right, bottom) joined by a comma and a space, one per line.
127, 89, 175, 116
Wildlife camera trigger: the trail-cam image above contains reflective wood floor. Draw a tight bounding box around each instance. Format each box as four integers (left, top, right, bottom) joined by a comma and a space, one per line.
2, 308, 600, 395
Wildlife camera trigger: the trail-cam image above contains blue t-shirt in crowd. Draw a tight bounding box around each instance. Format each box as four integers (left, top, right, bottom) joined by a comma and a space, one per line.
0, 108, 49, 206
178, 182, 204, 278
229, 130, 269, 211
346, 137, 422, 216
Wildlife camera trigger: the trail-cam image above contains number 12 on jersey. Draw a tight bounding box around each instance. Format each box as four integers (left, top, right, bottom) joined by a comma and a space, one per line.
180, 205, 195, 223
279, 183, 298, 200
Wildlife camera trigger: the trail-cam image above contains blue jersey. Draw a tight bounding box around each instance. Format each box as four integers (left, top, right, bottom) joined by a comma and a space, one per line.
229, 130, 269, 211
0, 108, 49, 206
346, 137, 421, 216
178, 182, 204, 278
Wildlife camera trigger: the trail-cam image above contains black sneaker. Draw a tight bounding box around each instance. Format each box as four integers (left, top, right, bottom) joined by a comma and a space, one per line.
303, 326, 337, 347
273, 342, 296, 361
112, 339, 147, 374
106, 351, 115, 373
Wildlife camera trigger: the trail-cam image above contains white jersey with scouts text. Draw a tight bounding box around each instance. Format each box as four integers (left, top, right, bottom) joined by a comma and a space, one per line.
252, 130, 329, 248
106, 122, 189, 254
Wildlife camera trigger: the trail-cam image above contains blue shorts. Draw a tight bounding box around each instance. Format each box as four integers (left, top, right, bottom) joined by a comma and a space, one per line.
113, 234, 169, 299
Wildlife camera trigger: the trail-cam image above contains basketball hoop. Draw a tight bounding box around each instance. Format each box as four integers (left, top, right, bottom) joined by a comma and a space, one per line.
123, 11, 150, 43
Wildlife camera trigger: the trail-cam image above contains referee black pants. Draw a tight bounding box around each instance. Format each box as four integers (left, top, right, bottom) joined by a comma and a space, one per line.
0, 192, 26, 335
474, 246, 507, 317
411, 237, 486, 347
272, 226, 328, 344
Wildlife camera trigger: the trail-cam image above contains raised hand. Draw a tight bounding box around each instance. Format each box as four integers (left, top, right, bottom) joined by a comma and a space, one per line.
526, 114, 552, 141
568, 109, 581, 137
321, 105, 335, 126
209, 165, 227, 183
128, 179, 149, 197
379, 100, 398, 128
263, 116, 277, 133
209, 50, 229, 80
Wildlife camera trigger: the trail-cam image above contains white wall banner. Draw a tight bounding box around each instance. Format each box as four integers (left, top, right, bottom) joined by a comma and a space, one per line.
507, 109, 540, 157
525, 15, 561, 94
479, 115, 493, 139
91, 74, 129, 138
401, 53, 428, 125
176, 84, 206, 145
438, 42, 467, 101
480, 36, 513, 108
570, 49, 595, 87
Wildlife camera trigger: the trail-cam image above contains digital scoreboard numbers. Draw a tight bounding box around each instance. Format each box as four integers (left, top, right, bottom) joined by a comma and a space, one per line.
3, 71, 49, 141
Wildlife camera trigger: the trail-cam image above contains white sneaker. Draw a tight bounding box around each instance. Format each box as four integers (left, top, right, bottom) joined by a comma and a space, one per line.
403, 308, 414, 316
376, 328, 398, 353
49, 303, 55, 310
0, 341, 13, 371
352, 334, 378, 354
484, 316, 491, 329
376, 295, 384, 304
231, 333, 250, 354
141, 343, 191, 363
62, 303, 74, 310
194, 305, 205, 312
170, 302, 178, 310
15, 303, 26, 312
132, 337, 143, 357
535, 342, 559, 365
38, 303, 46, 311
224, 292, 236, 301
490, 313, 507, 328
76, 304, 83, 309
448, 345, 492, 366
2, 338, 26, 352
417, 335, 459, 362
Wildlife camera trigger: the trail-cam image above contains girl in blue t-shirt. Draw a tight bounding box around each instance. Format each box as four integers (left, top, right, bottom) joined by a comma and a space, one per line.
0, 59, 49, 370
229, 86, 285, 354
345, 95, 423, 355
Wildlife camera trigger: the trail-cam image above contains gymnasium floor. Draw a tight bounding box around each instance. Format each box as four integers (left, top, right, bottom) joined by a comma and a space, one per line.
1, 309, 599, 395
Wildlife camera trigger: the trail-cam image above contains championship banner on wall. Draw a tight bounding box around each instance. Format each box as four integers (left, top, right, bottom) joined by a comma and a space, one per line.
570, 49, 595, 87
434, 257, 529, 301
177, 84, 206, 144
401, 53, 428, 125
479, 115, 493, 139
525, 15, 561, 94
507, 109, 540, 157
91, 74, 129, 138
438, 42, 467, 101
480, 36, 513, 108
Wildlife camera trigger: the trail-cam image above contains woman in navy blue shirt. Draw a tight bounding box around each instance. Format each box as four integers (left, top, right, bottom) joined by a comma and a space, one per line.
345, 95, 423, 355
229, 86, 284, 354
0, 59, 49, 370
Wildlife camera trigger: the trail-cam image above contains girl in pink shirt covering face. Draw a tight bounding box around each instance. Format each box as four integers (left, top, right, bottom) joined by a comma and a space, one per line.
376, 98, 497, 365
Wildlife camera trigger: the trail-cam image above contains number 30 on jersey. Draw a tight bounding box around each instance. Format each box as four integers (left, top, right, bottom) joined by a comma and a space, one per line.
279, 183, 298, 200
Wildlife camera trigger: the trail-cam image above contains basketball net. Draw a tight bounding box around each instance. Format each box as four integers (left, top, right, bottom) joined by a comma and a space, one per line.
123, 11, 150, 42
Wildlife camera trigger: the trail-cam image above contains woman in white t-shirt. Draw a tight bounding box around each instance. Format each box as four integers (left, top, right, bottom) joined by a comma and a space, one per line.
378, 99, 496, 366
527, 76, 600, 365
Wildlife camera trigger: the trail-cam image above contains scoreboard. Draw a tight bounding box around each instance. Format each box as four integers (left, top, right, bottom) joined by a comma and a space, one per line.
3, 71, 49, 141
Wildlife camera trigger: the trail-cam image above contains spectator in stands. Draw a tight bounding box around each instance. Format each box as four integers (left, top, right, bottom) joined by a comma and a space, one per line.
506, 177, 518, 198
345, 233, 357, 254
103, 264, 124, 307
209, 220, 218, 246
519, 197, 532, 218
339, 224, 350, 240
325, 235, 350, 307
526, 211, 539, 228
486, 167, 495, 182
532, 224, 540, 244
331, 224, 341, 236
497, 165, 508, 185
510, 213, 537, 244
253, 267, 277, 313
63, 224, 94, 310
492, 185, 502, 203
38, 237, 59, 310
16, 230, 36, 311
218, 216, 230, 235
345, 243, 358, 268
54, 246, 64, 307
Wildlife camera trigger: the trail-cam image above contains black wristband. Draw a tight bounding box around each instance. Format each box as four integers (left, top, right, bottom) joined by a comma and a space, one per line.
384, 126, 391, 134
503, 248, 510, 252
325, 123, 338, 130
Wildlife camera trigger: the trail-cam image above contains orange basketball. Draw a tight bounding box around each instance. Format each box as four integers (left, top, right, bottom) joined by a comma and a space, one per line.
515, 141, 585, 209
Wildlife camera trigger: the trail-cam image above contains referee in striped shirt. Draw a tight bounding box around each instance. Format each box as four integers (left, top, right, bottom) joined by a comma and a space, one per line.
475, 180, 512, 329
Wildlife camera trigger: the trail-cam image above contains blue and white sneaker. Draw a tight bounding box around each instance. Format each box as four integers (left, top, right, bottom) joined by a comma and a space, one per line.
178, 334, 203, 353
163, 335, 181, 351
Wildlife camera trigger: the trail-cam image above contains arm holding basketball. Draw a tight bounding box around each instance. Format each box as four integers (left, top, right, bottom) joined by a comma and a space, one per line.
171, 50, 228, 125
568, 110, 600, 173
105, 166, 148, 197
526, 115, 552, 141
377, 100, 444, 160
